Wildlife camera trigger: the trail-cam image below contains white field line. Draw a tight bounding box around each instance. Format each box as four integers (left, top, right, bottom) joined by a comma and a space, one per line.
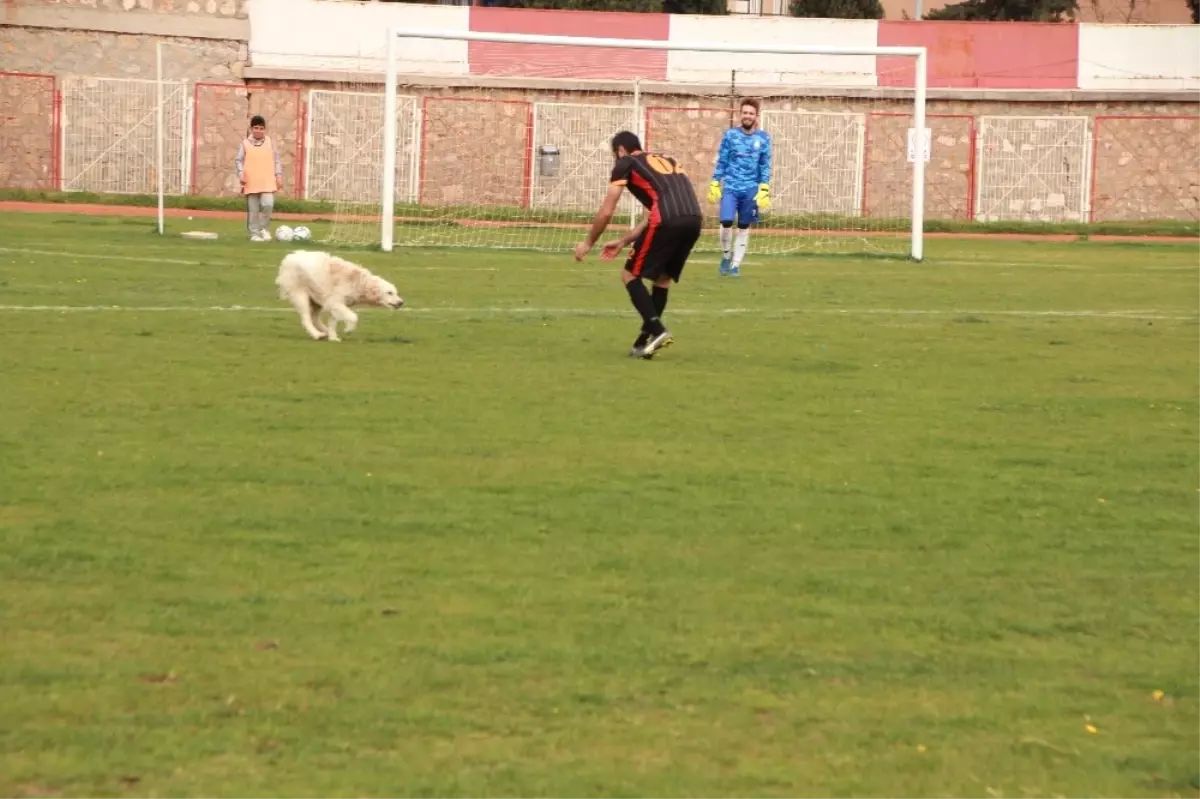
0, 305, 1195, 321
3, 247, 1195, 274
0, 247, 203, 266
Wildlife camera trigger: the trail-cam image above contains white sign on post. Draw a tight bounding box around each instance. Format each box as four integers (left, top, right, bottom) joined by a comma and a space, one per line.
907, 127, 932, 163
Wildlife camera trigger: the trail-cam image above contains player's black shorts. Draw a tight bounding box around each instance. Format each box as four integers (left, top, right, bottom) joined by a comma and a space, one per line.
625, 216, 702, 283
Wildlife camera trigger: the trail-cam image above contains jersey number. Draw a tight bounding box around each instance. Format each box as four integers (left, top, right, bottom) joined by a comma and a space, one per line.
646, 154, 681, 175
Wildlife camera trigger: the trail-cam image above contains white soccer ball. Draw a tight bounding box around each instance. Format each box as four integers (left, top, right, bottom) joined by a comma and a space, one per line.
274, 225, 295, 242
292, 225, 312, 242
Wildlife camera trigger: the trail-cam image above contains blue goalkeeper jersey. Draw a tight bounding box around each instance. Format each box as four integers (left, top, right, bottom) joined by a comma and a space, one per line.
712, 127, 772, 196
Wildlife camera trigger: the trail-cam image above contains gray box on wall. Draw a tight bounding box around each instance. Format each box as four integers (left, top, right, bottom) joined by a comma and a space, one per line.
539, 145, 560, 178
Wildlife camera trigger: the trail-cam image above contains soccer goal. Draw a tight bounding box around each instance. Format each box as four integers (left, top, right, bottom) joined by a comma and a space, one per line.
321, 29, 928, 260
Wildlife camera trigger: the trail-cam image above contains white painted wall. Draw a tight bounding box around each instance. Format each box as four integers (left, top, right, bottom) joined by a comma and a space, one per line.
1078, 24, 1200, 90
249, 0, 469, 75
666, 16, 879, 86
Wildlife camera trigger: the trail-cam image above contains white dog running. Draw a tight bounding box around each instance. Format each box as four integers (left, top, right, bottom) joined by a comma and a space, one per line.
275, 250, 404, 341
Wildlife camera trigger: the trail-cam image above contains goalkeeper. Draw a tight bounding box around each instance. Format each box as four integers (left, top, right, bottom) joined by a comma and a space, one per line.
707, 99, 772, 277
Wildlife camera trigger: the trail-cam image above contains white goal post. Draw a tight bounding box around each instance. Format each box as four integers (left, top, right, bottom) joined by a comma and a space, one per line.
154, 40, 194, 237
380, 28, 928, 260
157, 40, 166, 236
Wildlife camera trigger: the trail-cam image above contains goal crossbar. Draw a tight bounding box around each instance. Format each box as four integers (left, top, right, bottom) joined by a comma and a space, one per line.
382, 27, 928, 259
387, 28, 927, 58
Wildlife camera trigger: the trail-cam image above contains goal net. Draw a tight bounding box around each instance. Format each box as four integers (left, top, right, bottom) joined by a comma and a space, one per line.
306, 82, 421, 247
315, 30, 928, 260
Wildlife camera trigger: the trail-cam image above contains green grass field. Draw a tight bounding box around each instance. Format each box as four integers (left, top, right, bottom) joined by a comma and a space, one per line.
1, 212, 1197, 798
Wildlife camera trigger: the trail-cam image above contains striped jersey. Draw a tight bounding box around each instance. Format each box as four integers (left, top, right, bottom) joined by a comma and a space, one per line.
610, 151, 702, 223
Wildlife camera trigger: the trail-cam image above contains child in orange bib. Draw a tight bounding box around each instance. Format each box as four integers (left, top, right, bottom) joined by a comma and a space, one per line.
236, 115, 282, 241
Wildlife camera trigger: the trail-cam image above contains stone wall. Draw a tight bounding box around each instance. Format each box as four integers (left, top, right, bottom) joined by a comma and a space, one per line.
421, 98, 531, 208
1, 64, 1197, 222
0, 73, 57, 191
1091, 115, 1200, 222
1, 0, 1196, 221
5, 0, 247, 18
0, 27, 244, 81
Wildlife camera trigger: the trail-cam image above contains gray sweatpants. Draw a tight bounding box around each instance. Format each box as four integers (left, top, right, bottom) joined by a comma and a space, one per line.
246, 192, 275, 236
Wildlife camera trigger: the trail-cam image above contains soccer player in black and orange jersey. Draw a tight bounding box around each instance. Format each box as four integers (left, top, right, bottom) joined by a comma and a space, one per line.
574, 131, 703, 360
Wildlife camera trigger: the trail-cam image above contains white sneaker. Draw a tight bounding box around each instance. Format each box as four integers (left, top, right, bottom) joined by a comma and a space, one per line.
638, 330, 674, 358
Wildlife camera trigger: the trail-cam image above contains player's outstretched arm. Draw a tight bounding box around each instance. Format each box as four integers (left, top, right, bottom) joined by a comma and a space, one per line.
601, 216, 649, 260
575, 182, 624, 261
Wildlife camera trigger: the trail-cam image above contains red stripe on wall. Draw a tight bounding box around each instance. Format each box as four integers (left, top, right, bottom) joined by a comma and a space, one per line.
877, 20, 1079, 89
468, 7, 668, 80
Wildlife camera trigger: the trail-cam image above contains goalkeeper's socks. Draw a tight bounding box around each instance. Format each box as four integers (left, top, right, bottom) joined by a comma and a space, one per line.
719, 225, 733, 257
625, 280, 664, 336
732, 228, 750, 267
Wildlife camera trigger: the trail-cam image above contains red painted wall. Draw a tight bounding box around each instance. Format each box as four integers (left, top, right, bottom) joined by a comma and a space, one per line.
877, 21, 1079, 89
468, 7, 669, 80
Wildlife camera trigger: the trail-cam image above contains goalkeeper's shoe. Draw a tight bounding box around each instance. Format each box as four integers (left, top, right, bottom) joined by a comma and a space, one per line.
719, 256, 732, 276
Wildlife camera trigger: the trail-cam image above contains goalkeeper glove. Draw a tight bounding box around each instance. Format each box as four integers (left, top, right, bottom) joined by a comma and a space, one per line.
755, 183, 771, 211
707, 180, 722, 204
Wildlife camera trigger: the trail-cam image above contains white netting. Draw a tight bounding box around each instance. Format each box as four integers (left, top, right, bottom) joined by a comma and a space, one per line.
305, 87, 420, 245
762, 109, 866, 217
975, 115, 1091, 223
61, 76, 190, 195
530, 102, 639, 214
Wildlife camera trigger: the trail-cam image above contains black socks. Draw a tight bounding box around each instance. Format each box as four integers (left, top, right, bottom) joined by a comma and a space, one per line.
652, 285, 668, 318
626, 280, 665, 336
